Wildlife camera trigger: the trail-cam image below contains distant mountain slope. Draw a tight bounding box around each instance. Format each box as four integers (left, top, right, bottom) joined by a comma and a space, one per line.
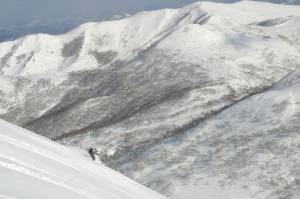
112, 70, 300, 199
0, 119, 167, 199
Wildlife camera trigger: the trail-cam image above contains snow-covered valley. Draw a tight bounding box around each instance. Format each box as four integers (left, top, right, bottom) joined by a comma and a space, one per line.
0, 1, 300, 198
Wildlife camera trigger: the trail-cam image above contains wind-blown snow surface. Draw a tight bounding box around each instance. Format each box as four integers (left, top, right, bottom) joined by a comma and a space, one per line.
0, 119, 167, 199
0, 1, 300, 198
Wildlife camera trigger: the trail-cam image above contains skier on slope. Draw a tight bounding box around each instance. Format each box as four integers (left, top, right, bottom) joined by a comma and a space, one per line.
88, 147, 101, 162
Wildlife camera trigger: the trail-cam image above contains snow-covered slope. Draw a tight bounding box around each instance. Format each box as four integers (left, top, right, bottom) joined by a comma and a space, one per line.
0, 1, 300, 198
0, 119, 167, 199
112, 71, 300, 199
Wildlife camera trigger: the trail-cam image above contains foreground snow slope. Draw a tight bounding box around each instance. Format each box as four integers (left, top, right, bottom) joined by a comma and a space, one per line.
0, 119, 167, 199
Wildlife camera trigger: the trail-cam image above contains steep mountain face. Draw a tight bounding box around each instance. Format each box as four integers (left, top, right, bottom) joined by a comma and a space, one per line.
0, 1, 300, 198
111, 71, 300, 199
0, 119, 167, 199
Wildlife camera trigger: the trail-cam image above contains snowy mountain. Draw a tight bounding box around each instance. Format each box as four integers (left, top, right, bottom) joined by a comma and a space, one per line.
0, 119, 167, 199
0, 1, 300, 198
